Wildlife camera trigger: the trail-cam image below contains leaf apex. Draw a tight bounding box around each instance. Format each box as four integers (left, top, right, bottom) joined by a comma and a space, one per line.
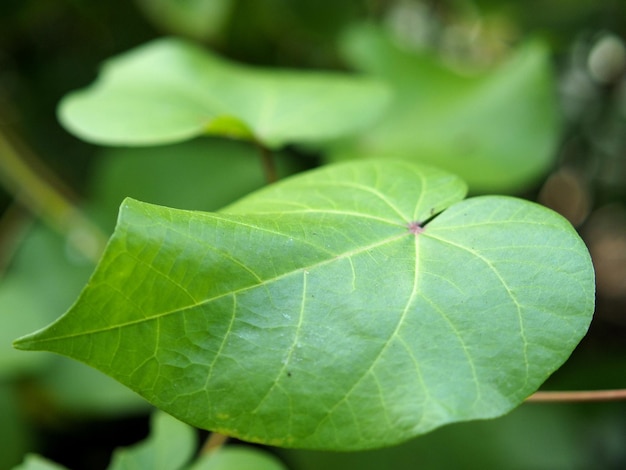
12, 331, 42, 351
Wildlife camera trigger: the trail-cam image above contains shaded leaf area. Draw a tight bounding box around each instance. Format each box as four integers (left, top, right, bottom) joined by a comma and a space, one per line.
0, 227, 95, 378
134, 0, 233, 41
0, 385, 33, 469
58, 38, 390, 148
89, 137, 304, 225
329, 24, 561, 193
281, 402, 623, 470
13, 411, 288, 470
14, 161, 594, 450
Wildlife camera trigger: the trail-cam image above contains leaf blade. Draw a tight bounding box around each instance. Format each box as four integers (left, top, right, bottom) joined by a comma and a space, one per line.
58, 38, 390, 148
331, 24, 561, 193
14, 161, 594, 450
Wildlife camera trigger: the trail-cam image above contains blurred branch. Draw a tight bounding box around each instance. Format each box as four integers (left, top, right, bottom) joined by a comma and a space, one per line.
0, 127, 107, 263
527, 389, 626, 402
254, 140, 278, 184
0, 201, 32, 276
200, 432, 229, 455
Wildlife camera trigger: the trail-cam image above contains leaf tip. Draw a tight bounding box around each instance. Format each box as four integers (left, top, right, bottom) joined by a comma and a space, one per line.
12, 332, 40, 352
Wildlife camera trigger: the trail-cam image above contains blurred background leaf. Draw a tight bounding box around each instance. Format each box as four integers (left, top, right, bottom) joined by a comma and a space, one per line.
88, 137, 305, 227
57, 38, 390, 148
107, 412, 196, 470
12, 454, 68, 470
190, 446, 288, 470
329, 23, 560, 193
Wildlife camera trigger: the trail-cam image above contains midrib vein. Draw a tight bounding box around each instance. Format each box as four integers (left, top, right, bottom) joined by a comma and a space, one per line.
36, 231, 411, 343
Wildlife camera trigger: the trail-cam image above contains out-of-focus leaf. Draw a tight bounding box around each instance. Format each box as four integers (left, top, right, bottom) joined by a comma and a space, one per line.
0, 226, 92, 378
280, 403, 596, 469
108, 411, 196, 470
0, 385, 33, 469
58, 38, 390, 148
11, 454, 68, 470
135, 0, 233, 41
40, 358, 150, 416
331, 24, 561, 193
0, 276, 50, 376
15, 160, 594, 450
190, 446, 287, 470
89, 138, 302, 226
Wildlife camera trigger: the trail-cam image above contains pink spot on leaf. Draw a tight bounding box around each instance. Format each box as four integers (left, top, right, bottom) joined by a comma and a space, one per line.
407, 221, 424, 235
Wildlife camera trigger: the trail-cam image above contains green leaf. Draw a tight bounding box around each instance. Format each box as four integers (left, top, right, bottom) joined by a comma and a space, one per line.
0, 225, 147, 416
89, 138, 302, 226
58, 38, 390, 148
190, 447, 287, 470
330, 24, 561, 193
0, 385, 34, 469
14, 160, 594, 450
281, 404, 591, 469
39, 356, 150, 416
0, 277, 51, 376
12, 455, 68, 470
0, 226, 93, 378
108, 411, 196, 470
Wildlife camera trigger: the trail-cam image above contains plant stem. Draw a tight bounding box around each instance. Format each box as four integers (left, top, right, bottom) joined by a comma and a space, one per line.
255, 140, 278, 184
0, 128, 107, 263
200, 432, 229, 455
526, 389, 626, 403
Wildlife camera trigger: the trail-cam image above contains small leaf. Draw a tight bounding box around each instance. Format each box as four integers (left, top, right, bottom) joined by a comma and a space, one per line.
14, 161, 594, 450
331, 24, 561, 193
108, 411, 196, 470
189, 447, 287, 470
58, 38, 390, 148
12, 455, 68, 470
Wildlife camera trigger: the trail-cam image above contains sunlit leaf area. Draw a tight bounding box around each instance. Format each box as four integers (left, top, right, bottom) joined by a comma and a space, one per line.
1, 1, 625, 469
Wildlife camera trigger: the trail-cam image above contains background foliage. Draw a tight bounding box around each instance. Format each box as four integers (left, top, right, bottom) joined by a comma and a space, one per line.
1, 0, 626, 468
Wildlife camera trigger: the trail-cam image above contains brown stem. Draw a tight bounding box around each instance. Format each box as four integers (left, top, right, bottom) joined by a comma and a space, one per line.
255, 141, 278, 184
200, 432, 229, 455
526, 389, 626, 403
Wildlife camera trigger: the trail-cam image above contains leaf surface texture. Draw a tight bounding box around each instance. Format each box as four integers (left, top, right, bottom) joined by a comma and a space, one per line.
14, 161, 594, 450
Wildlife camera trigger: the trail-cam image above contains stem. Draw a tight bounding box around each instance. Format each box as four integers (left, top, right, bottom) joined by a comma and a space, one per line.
526, 389, 626, 403
0, 129, 107, 263
200, 432, 229, 455
0, 202, 36, 277
255, 140, 278, 184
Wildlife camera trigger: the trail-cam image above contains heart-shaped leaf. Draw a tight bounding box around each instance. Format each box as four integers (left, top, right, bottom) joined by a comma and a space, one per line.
58, 38, 390, 148
14, 161, 594, 450
330, 25, 561, 193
